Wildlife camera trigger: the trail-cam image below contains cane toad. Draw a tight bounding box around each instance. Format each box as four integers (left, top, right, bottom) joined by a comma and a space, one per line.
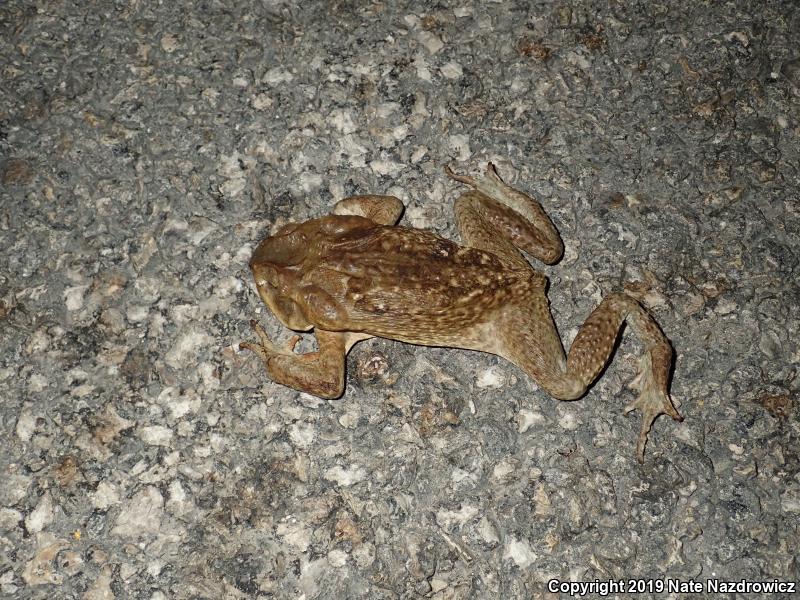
241, 163, 682, 460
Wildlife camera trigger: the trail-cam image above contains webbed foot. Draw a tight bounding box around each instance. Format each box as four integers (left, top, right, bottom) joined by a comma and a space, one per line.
624, 353, 683, 463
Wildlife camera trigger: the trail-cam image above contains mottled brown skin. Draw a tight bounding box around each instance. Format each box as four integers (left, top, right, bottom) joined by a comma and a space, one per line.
241, 164, 683, 461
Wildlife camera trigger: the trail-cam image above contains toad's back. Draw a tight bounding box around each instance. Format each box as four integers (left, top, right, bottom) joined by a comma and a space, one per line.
294, 220, 536, 339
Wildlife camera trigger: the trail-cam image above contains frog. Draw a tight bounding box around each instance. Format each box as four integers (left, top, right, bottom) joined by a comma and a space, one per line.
240, 163, 683, 461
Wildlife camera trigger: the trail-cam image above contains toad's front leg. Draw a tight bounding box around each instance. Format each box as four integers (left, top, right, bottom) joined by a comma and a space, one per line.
240, 321, 347, 399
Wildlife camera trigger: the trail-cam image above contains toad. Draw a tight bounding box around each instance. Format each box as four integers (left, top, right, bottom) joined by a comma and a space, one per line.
241, 163, 682, 460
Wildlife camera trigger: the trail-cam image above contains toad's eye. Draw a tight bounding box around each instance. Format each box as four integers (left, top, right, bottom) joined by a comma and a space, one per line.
251, 263, 284, 290
252, 234, 306, 267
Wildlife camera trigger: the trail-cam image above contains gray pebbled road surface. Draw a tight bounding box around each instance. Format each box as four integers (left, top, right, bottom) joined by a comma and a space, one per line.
1, 1, 798, 598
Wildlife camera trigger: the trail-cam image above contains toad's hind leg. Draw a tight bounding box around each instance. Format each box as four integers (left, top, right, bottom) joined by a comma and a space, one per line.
498, 292, 682, 462
446, 163, 564, 266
